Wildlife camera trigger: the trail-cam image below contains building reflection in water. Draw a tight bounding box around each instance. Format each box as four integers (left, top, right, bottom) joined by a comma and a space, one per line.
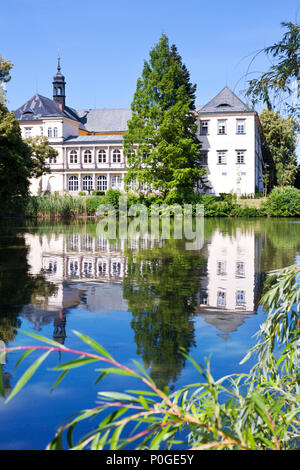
23, 226, 263, 341
195, 227, 263, 338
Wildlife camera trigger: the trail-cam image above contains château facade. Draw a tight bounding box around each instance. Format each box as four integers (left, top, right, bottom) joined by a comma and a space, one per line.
14, 59, 264, 196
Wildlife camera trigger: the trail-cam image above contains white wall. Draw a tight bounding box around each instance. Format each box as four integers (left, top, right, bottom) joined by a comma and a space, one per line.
197, 113, 262, 195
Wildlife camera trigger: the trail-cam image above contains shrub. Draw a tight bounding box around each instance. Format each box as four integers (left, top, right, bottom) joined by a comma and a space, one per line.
102, 189, 122, 209
85, 196, 104, 215
78, 191, 86, 196
266, 186, 300, 216
91, 190, 105, 196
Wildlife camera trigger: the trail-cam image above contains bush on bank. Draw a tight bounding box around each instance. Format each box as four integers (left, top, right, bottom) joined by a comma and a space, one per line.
263, 186, 300, 217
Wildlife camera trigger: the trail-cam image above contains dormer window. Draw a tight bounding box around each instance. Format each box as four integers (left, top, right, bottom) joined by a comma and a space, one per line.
217, 103, 231, 107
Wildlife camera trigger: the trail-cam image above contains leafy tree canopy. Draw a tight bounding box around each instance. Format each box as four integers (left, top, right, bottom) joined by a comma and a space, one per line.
0, 57, 54, 214
246, 22, 300, 117
259, 109, 299, 188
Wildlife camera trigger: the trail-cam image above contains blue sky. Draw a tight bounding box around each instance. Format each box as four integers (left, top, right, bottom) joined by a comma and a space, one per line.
1, 0, 299, 113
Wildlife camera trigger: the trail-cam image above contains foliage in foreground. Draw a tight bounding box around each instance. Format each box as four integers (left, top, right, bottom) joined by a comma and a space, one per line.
0, 265, 299, 450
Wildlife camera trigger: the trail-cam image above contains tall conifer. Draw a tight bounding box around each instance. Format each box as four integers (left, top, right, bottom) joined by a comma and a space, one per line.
124, 34, 204, 199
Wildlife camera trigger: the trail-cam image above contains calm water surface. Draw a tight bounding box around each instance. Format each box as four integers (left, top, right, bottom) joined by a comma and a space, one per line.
0, 218, 299, 449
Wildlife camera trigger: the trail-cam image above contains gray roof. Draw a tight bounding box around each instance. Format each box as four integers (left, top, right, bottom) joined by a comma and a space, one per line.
14, 94, 80, 122
63, 135, 123, 145
198, 86, 251, 114
14, 94, 132, 133
77, 108, 132, 132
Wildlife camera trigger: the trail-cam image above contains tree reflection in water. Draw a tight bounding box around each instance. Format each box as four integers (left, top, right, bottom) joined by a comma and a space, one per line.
123, 239, 206, 389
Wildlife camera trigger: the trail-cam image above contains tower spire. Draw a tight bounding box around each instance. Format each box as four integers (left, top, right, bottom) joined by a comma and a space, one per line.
53, 52, 66, 110
57, 49, 61, 72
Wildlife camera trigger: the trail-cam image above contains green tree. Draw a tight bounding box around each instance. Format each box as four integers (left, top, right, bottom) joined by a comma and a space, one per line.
25, 136, 56, 178
246, 22, 300, 117
0, 56, 12, 105
259, 109, 299, 188
123, 34, 205, 200
0, 57, 53, 214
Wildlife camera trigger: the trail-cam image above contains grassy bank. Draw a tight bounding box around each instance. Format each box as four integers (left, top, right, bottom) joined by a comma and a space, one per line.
23, 186, 300, 218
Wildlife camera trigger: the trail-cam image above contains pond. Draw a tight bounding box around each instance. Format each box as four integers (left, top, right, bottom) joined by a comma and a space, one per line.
0, 217, 299, 449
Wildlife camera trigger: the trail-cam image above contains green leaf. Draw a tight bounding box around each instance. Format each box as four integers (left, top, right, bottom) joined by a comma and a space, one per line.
72, 330, 114, 360
13, 348, 34, 373
51, 369, 69, 391
18, 329, 67, 350
51, 357, 99, 371
98, 391, 140, 403
95, 367, 138, 377
139, 394, 150, 411
110, 422, 126, 450
5, 350, 52, 403
94, 370, 108, 385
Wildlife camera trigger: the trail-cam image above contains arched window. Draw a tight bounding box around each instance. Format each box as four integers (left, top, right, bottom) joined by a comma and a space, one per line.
57, 87, 62, 96
69, 150, 78, 164
48, 127, 53, 138
112, 149, 121, 163
97, 175, 107, 191
83, 150, 92, 163
82, 175, 93, 191
98, 149, 106, 163
53, 127, 58, 137
68, 175, 79, 191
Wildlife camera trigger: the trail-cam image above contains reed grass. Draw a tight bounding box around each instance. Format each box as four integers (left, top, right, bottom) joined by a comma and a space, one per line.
26, 194, 87, 218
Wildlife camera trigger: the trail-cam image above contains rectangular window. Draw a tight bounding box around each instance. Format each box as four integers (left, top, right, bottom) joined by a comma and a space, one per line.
69, 260, 79, 276
199, 290, 208, 305
199, 151, 208, 165
24, 127, 32, 138
236, 290, 246, 307
217, 151, 227, 164
217, 261, 226, 276
236, 119, 245, 134
49, 156, 57, 164
98, 261, 107, 276
217, 120, 226, 135
200, 121, 209, 135
236, 262, 245, 277
236, 150, 245, 164
217, 291, 226, 308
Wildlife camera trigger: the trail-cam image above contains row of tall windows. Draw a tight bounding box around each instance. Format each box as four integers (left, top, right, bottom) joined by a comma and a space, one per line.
199, 119, 246, 136
199, 150, 246, 165
68, 175, 122, 191
68, 149, 122, 164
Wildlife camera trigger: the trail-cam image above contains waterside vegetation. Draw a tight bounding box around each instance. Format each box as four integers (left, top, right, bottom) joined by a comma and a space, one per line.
23, 186, 300, 219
